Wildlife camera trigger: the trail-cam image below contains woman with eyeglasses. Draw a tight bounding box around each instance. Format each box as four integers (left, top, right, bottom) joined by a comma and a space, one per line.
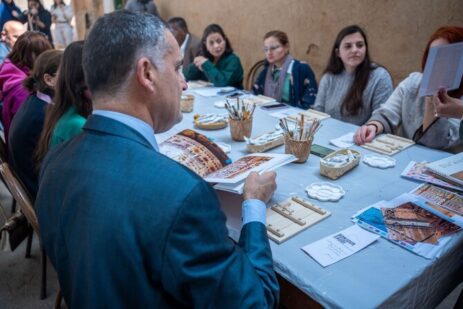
0, 31, 52, 145
313, 25, 393, 125
36, 41, 92, 163
253, 30, 317, 109
184, 24, 243, 88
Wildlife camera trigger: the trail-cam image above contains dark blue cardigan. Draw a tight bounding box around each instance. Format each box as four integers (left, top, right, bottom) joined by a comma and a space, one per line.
253, 59, 318, 109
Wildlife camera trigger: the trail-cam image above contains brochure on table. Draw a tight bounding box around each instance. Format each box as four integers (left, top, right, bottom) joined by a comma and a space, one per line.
160, 129, 296, 187
352, 194, 461, 259
426, 152, 463, 187
401, 161, 462, 192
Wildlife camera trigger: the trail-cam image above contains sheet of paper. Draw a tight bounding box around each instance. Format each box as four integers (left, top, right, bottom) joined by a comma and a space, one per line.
193, 87, 234, 97
330, 132, 355, 148
301, 224, 379, 267
419, 42, 463, 97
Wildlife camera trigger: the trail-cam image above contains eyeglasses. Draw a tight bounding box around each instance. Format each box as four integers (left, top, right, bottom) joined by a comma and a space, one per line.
263, 45, 282, 53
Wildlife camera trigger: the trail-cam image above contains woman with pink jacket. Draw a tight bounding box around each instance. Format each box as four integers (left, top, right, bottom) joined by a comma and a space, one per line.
0, 31, 51, 144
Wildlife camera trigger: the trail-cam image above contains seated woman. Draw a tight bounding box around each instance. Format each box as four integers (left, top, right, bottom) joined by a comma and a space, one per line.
252, 30, 317, 109
36, 41, 92, 162
354, 26, 463, 150
8, 49, 62, 198
184, 24, 243, 89
0, 31, 52, 144
313, 25, 393, 125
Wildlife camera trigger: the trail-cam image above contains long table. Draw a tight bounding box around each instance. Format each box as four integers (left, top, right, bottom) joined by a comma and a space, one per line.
157, 91, 463, 308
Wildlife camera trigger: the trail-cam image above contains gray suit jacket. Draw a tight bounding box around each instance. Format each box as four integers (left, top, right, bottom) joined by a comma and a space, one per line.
183, 34, 201, 70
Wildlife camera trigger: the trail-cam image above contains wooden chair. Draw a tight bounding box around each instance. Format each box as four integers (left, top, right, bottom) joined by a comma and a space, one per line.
0, 162, 48, 299
0, 136, 16, 213
245, 59, 266, 91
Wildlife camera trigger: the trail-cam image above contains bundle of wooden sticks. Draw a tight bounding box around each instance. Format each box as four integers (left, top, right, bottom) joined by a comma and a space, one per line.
224, 98, 255, 121
279, 115, 321, 141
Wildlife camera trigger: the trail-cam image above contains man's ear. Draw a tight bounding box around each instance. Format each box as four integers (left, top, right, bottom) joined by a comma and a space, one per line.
136, 57, 157, 92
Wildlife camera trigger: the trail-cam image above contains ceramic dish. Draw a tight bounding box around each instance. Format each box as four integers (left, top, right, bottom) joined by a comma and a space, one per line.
305, 182, 345, 202
363, 154, 396, 169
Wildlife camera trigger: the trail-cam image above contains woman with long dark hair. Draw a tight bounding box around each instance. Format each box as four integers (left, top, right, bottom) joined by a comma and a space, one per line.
355, 26, 463, 150
18, 0, 53, 44
36, 41, 92, 163
313, 25, 393, 125
8, 49, 62, 197
0, 31, 52, 143
184, 24, 243, 88
253, 30, 317, 109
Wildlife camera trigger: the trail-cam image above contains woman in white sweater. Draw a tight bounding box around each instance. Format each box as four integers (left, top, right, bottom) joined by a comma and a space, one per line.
355, 26, 463, 150
313, 25, 393, 125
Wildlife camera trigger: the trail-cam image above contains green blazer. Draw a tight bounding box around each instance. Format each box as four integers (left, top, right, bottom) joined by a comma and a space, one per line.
36, 115, 279, 308
184, 52, 244, 89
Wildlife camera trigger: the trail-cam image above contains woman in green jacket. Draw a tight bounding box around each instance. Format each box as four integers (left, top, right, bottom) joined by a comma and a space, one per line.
184, 24, 243, 89
36, 40, 92, 163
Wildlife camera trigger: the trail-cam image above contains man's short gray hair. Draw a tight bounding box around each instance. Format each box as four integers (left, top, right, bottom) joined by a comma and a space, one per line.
82, 10, 169, 97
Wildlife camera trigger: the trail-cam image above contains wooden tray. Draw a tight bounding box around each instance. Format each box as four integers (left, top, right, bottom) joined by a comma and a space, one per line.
267, 196, 330, 244
361, 134, 415, 155
287, 109, 331, 122
320, 149, 361, 180
193, 115, 228, 130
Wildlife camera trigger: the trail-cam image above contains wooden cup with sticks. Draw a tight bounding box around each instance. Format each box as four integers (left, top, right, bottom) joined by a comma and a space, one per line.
225, 98, 255, 141
280, 115, 321, 163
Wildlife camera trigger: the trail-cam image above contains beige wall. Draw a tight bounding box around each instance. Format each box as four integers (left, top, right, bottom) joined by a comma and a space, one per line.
157, 0, 463, 85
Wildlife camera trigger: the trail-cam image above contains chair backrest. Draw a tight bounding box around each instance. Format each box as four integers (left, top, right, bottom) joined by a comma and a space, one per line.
0, 136, 8, 163
0, 163, 39, 233
245, 59, 266, 91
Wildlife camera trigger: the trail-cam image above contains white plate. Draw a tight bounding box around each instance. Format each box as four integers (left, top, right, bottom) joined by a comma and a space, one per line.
305, 182, 345, 202
363, 154, 396, 169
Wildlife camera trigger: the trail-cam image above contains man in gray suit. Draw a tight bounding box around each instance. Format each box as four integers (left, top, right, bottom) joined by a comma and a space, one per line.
36, 10, 280, 308
168, 16, 201, 73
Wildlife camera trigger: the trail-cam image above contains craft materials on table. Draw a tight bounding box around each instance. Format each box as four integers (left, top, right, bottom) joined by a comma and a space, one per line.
360, 134, 415, 155
266, 196, 331, 244
363, 154, 396, 169
301, 224, 380, 267
193, 114, 228, 130
319, 149, 361, 179
305, 182, 346, 202
287, 109, 331, 123
244, 130, 285, 153
225, 98, 255, 141
242, 94, 276, 106
280, 116, 320, 163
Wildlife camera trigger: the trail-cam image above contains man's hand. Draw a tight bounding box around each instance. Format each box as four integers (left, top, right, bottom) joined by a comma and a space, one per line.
243, 171, 277, 203
433, 88, 463, 119
354, 124, 377, 145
